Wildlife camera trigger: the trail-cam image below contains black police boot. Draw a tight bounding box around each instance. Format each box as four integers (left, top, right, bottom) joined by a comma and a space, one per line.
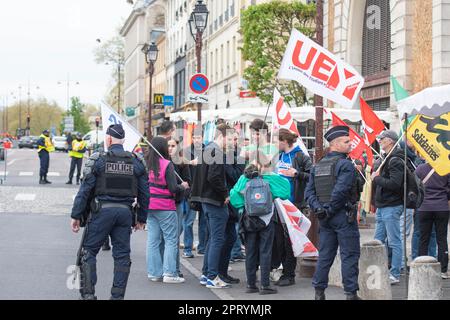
346, 292, 362, 300
79, 294, 97, 300
39, 176, 46, 185
66, 179, 73, 185
76, 178, 80, 185
259, 286, 278, 295
102, 238, 111, 251
315, 288, 326, 300
44, 175, 52, 184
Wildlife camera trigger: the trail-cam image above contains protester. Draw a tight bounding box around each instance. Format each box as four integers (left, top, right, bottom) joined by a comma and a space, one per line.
190, 123, 235, 289
415, 161, 450, 278
146, 137, 188, 284
168, 138, 194, 276
230, 154, 291, 295
240, 118, 277, 163
372, 130, 404, 284
159, 120, 176, 141
184, 129, 207, 255
271, 128, 312, 287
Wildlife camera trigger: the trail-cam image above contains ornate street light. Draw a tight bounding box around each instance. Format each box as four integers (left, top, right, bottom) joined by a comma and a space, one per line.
141, 41, 159, 139
189, 0, 209, 123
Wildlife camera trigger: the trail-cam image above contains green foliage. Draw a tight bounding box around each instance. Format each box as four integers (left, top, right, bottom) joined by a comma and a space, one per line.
241, 0, 316, 107
64, 97, 91, 135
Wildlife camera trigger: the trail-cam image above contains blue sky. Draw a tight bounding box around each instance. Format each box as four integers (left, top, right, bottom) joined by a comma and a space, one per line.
0, 0, 132, 110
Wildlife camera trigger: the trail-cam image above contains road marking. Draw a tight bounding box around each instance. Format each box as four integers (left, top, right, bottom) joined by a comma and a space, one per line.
7, 159, 16, 166
19, 172, 34, 176
44, 213, 66, 216
180, 259, 234, 301
15, 193, 36, 201
47, 172, 60, 176
0, 171, 8, 176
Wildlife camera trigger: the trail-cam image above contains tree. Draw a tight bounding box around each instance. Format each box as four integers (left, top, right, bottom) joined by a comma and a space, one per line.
5, 98, 65, 136
241, 1, 316, 107
62, 97, 91, 135
93, 26, 125, 112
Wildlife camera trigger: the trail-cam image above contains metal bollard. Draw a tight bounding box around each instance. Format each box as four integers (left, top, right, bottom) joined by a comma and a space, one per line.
408, 256, 442, 300
358, 240, 392, 300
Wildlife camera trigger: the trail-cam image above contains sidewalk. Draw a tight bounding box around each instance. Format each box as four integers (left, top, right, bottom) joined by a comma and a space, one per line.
181, 213, 450, 300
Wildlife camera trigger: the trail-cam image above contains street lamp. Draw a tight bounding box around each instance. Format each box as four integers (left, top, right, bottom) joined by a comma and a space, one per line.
57, 74, 80, 111
26, 81, 40, 136
189, 0, 209, 123
141, 42, 159, 139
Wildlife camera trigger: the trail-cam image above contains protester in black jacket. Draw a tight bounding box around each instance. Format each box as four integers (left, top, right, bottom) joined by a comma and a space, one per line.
372, 130, 405, 283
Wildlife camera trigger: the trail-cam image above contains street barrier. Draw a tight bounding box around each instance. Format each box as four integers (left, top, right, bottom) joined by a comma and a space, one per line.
408, 256, 442, 300
358, 240, 392, 300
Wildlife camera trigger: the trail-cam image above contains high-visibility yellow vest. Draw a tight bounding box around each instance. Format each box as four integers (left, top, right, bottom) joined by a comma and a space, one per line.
69, 140, 87, 158
38, 134, 55, 153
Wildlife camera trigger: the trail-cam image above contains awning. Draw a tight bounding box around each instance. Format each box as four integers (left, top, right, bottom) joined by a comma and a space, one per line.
397, 84, 450, 117
170, 106, 396, 124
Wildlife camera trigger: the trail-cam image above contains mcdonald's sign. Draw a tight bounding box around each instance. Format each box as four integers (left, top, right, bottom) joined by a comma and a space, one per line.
154, 94, 164, 106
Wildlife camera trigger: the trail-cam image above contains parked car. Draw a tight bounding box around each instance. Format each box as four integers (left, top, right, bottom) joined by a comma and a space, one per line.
30, 136, 40, 148
52, 136, 69, 152
83, 130, 105, 151
18, 136, 36, 149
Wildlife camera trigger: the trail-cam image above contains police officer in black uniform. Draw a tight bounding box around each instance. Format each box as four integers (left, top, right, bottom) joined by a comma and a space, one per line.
305, 125, 361, 300
70, 124, 150, 300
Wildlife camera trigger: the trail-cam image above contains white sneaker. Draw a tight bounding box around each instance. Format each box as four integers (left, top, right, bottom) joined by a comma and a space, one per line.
206, 276, 231, 289
389, 274, 400, 285
163, 275, 185, 284
441, 272, 450, 279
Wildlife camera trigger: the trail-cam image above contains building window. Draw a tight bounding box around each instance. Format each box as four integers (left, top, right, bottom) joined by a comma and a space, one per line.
362, 0, 391, 77
227, 41, 230, 76
232, 37, 236, 73
174, 69, 186, 109
367, 98, 390, 111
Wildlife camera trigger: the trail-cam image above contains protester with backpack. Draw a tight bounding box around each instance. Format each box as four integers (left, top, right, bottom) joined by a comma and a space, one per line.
230, 153, 291, 295
271, 128, 312, 287
371, 130, 405, 285
415, 162, 450, 279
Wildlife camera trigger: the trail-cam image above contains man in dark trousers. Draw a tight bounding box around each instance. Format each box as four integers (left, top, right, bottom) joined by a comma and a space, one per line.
305, 125, 361, 300
66, 133, 87, 185
37, 129, 55, 184
70, 124, 150, 300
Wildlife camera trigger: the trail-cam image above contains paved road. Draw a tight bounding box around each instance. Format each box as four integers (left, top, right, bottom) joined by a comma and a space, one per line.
1, 148, 449, 300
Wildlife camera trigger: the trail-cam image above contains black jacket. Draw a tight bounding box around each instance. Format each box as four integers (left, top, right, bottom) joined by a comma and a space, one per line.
291, 152, 313, 209
190, 142, 228, 207
173, 162, 191, 203
373, 147, 406, 208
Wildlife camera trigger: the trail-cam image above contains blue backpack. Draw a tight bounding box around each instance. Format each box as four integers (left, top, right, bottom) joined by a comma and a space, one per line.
244, 176, 273, 216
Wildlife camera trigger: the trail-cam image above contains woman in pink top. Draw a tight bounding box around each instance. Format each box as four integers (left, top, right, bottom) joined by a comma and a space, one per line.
146, 137, 188, 284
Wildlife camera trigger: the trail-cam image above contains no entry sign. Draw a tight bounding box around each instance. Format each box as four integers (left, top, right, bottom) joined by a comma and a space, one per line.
189, 74, 209, 94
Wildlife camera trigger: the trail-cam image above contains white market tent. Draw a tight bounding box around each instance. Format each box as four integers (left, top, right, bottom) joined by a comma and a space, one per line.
170, 106, 397, 125
397, 84, 450, 117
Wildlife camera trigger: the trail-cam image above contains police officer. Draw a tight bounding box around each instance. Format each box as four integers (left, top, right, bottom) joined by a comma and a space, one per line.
70, 124, 150, 300
304, 125, 361, 300
37, 129, 55, 184
66, 133, 87, 185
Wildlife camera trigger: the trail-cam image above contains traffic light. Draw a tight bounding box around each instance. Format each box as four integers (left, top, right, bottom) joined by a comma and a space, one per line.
95, 117, 100, 128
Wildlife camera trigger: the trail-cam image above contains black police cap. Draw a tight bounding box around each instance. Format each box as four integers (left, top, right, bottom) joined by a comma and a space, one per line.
324, 125, 349, 142
106, 124, 125, 139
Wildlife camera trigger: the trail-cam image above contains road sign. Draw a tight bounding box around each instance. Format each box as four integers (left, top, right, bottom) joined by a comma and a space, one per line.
163, 95, 174, 107
154, 94, 164, 106
239, 91, 257, 98
188, 94, 208, 104
189, 74, 209, 94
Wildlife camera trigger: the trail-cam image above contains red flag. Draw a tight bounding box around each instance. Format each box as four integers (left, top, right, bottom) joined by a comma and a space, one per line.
329, 111, 366, 160
360, 97, 385, 146
366, 147, 374, 167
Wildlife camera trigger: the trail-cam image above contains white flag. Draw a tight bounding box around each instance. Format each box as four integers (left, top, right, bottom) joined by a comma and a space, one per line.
278, 29, 364, 108
271, 88, 310, 156
100, 101, 141, 152
274, 199, 318, 257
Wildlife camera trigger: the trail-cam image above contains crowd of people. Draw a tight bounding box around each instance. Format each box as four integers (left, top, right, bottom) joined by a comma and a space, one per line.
70, 118, 450, 300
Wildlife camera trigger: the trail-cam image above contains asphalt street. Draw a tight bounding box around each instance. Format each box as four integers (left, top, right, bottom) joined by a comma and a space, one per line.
2, 148, 449, 300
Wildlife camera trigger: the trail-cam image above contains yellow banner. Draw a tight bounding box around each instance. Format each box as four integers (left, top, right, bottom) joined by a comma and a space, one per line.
406, 112, 450, 176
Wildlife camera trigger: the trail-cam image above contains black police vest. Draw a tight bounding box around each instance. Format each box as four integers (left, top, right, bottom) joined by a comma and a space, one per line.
95, 151, 137, 198
314, 155, 341, 204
